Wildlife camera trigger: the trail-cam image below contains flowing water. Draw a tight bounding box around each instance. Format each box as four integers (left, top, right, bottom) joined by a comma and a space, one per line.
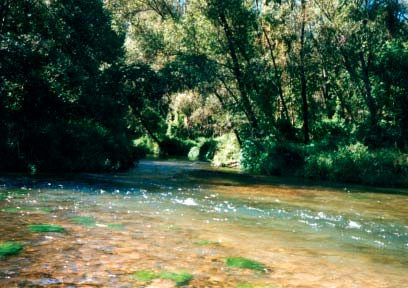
0, 160, 407, 287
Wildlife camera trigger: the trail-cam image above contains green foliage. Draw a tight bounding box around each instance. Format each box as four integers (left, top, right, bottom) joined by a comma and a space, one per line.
28, 224, 65, 233
133, 270, 192, 286
0, 242, 24, 257
311, 118, 354, 149
199, 139, 218, 161
0, 0, 138, 173
188, 138, 217, 161
188, 146, 200, 161
212, 133, 241, 167
0, 0, 406, 188
159, 136, 195, 157
27, 118, 137, 172
241, 139, 304, 176
225, 256, 266, 272
134, 136, 160, 157
304, 143, 408, 186
160, 55, 218, 93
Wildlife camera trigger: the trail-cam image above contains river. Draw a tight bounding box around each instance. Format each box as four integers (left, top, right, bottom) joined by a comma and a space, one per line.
0, 160, 407, 287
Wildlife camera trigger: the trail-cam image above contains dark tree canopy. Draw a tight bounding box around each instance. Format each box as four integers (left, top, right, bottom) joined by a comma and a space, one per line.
1, 0, 407, 186
0, 0, 136, 172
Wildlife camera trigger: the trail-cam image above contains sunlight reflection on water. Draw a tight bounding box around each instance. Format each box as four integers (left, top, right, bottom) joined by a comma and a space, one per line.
0, 160, 407, 287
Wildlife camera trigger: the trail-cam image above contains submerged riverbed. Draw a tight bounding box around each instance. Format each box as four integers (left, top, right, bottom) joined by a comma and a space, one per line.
0, 160, 407, 287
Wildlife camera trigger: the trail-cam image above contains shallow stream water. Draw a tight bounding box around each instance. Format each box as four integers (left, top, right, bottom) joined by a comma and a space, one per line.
0, 160, 407, 287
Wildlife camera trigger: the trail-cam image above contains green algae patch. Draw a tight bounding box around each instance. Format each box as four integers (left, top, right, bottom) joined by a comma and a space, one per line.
226, 257, 266, 272
29, 224, 65, 233
133, 270, 192, 286
0, 192, 7, 201
194, 239, 219, 246
162, 225, 182, 231
133, 270, 158, 282
1, 207, 52, 213
1, 189, 28, 200
0, 241, 24, 257
236, 284, 254, 288
107, 223, 125, 230
1, 207, 21, 213
70, 216, 97, 227
158, 271, 192, 286
236, 283, 277, 288
34, 207, 53, 213
349, 194, 370, 200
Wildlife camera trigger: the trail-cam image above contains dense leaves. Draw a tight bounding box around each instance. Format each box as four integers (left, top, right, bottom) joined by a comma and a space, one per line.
111, 0, 407, 186
1, 0, 407, 186
0, 0, 138, 172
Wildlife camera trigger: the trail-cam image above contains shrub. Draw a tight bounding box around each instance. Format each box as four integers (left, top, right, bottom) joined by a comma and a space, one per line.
303, 153, 333, 180
159, 136, 195, 157
304, 142, 408, 186
19, 119, 139, 173
241, 138, 304, 176
360, 149, 408, 186
212, 133, 241, 167
134, 135, 160, 157
188, 146, 200, 160
311, 118, 353, 149
198, 138, 217, 161
188, 138, 217, 161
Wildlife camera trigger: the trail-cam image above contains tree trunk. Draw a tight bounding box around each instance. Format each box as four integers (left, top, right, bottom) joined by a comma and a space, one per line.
218, 11, 259, 133
360, 50, 377, 127
213, 90, 243, 147
262, 27, 291, 124
134, 110, 162, 148
300, 0, 310, 143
